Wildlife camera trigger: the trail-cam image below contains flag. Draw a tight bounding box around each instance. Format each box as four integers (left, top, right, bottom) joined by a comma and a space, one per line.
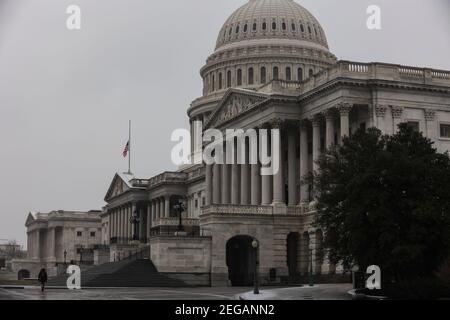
122, 141, 130, 157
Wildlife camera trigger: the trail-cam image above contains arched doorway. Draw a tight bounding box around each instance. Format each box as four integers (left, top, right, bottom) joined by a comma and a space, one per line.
226, 235, 256, 286
287, 232, 299, 277
18, 269, 30, 280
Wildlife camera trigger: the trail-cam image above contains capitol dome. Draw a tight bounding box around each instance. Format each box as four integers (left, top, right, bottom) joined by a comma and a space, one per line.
215, 0, 329, 52
191, 0, 337, 119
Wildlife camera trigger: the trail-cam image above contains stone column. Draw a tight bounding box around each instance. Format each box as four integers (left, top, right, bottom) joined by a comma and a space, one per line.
157, 199, 161, 220
375, 104, 387, 133
250, 146, 260, 206
147, 203, 151, 240
205, 164, 213, 206
261, 125, 272, 205
312, 115, 321, 173
213, 164, 221, 204
325, 109, 335, 148
424, 109, 437, 140
231, 143, 240, 205
165, 196, 170, 218
272, 119, 284, 205
287, 126, 297, 206
391, 105, 404, 133
221, 162, 230, 204
299, 121, 309, 204
35, 230, 40, 259
240, 140, 250, 205
118, 207, 122, 240
338, 103, 352, 139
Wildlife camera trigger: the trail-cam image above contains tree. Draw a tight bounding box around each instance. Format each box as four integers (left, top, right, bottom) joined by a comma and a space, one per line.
313, 124, 450, 283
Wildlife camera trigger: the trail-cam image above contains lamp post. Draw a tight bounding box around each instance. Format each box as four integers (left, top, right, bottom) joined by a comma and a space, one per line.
63, 249, 67, 265
252, 239, 259, 295
309, 246, 314, 287
173, 199, 187, 232
79, 245, 84, 264
130, 206, 140, 241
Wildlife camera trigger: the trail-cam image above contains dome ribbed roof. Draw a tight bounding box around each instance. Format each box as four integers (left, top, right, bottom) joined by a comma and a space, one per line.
215, 0, 329, 52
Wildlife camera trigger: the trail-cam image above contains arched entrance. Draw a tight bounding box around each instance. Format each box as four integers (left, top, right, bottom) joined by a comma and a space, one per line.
18, 269, 30, 280
287, 232, 299, 277
226, 235, 256, 286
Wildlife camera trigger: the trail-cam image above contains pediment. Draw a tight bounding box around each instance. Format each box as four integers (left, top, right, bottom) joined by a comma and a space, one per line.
25, 212, 36, 226
104, 173, 131, 202
206, 89, 269, 129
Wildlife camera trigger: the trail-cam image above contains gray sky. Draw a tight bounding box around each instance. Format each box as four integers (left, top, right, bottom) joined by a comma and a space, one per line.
0, 0, 449, 247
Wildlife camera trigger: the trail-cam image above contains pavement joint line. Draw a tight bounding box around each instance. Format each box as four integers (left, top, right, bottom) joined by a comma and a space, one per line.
157, 289, 234, 300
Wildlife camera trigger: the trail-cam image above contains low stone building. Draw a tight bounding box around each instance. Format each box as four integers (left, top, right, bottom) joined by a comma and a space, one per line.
11, 210, 102, 279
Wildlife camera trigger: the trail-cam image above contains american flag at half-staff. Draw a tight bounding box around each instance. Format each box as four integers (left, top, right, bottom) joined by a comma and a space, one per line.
122, 120, 132, 175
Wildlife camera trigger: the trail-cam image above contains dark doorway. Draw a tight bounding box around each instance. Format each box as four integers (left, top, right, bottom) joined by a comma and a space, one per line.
18, 269, 30, 280
287, 232, 299, 276
226, 235, 256, 286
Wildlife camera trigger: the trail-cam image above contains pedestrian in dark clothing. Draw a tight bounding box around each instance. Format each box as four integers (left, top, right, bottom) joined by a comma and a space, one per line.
38, 268, 48, 292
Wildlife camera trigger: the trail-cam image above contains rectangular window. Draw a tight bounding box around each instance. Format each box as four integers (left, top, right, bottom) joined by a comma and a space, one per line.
440, 124, 450, 138
195, 199, 198, 208
90, 231, 96, 237
202, 197, 206, 206
407, 121, 420, 132
76, 231, 82, 237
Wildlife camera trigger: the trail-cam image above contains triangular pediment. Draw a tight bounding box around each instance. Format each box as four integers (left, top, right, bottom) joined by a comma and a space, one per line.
104, 173, 131, 202
25, 212, 36, 226
205, 89, 269, 129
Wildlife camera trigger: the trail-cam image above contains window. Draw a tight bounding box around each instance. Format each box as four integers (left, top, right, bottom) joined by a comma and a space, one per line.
76, 231, 82, 237
218, 73, 222, 89
309, 69, 314, 78
407, 121, 420, 132
90, 231, 96, 237
291, 23, 296, 31
272, 22, 277, 30
297, 68, 303, 81
236, 25, 240, 34
308, 26, 312, 34
243, 24, 248, 32
229, 28, 232, 35
260, 67, 266, 83
300, 24, 304, 32
237, 69, 242, 86
202, 197, 206, 206
212, 75, 215, 91
273, 66, 279, 80
262, 22, 267, 30
253, 23, 257, 31
440, 124, 450, 138
248, 67, 254, 85
195, 199, 198, 208
286, 67, 291, 81
227, 70, 232, 87
282, 22, 286, 30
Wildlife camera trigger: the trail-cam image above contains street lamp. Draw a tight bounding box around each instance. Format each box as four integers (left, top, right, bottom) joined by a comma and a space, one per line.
63, 249, 67, 265
79, 245, 84, 264
252, 239, 259, 295
309, 246, 314, 287
130, 207, 140, 241
173, 199, 187, 232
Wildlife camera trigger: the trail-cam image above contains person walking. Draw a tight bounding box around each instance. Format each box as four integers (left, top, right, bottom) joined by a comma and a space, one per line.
38, 268, 48, 292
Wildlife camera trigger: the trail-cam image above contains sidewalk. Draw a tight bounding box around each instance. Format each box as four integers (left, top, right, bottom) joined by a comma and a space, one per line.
238, 284, 353, 300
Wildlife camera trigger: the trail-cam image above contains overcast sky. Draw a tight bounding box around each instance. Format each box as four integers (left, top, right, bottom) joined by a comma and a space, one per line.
0, 0, 449, 247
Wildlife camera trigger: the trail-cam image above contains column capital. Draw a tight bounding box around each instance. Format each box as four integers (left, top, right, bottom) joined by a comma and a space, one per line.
375, 104, 388, 117
391, 105, 404, 119
309, 114, 323, 127
323, 108, 337, 121
424, 109, 436, 121
270, 117, 284, 129
336, 102, 352, 115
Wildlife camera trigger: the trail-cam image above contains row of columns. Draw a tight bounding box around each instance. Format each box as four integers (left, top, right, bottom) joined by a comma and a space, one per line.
204, 103, 353, 207
149, 196, 171, 224
109, 203, 135, 240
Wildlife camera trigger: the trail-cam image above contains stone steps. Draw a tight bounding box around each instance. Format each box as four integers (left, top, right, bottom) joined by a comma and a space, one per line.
47, 259, 187, 288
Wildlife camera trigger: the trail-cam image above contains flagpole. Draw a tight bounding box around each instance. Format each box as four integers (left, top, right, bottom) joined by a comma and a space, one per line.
128, 120, 132, 175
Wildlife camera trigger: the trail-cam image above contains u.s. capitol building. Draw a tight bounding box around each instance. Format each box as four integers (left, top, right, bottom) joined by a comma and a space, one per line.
16, 0, 450, 286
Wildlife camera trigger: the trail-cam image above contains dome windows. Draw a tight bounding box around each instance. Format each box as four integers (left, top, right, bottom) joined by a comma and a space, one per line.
260, 67, 267, 83
272, 22, 277, 30
286, 67, 291, 81
248, 67, 254, 85
297, 68, 303, 81
237, 69, 243, 86
244, 24, 248, 33
262, 22, 267, 31
273, 66, 279, 80
300, 24, 305, 33
236, 25, 240, 34
218, 73, 223, 90
308, 26, 312, 34
212, 74, 215, 91
291, 23, 296, 31
252, 22, 257, 31
227, 70, 232, 88
282, 22, 287, 31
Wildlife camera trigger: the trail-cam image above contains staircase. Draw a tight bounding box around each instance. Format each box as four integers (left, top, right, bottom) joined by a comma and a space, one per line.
47, 258, 187, 288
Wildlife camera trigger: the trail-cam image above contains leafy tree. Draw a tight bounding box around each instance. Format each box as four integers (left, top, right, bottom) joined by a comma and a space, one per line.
313, 123, 450, 283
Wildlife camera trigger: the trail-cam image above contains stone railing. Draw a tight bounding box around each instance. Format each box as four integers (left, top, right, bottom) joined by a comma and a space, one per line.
300, 60, 450, 94
148, 171, 187, 188
152, 217, 199, 227
129, 178, 149, 188
201, 204, 274, 216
